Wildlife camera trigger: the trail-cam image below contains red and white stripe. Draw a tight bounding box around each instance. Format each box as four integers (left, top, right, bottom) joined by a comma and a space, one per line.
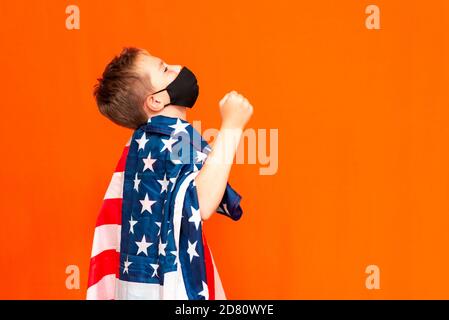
86, 137, 226, 300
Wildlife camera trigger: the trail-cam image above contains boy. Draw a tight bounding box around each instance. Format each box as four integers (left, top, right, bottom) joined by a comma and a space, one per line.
87, 47, 253, 300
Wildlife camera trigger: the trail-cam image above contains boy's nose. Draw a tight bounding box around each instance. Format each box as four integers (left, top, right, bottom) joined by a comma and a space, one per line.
170, 65, 182, 75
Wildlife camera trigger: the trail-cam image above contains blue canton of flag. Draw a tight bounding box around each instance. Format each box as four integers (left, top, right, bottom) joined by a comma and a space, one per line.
117, 115, 243, 299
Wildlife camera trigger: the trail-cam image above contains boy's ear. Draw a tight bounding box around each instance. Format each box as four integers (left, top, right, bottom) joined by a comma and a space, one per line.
144, 94, 165, 112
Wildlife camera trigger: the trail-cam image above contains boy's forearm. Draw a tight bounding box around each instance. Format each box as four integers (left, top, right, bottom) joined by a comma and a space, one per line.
195, 125, 243, 220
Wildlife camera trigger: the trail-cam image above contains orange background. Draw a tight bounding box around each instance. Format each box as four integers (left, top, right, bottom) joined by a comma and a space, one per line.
1, 0, 449, 299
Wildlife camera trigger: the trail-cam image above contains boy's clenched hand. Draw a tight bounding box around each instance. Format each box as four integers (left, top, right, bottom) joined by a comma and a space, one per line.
219, 91, 253, 129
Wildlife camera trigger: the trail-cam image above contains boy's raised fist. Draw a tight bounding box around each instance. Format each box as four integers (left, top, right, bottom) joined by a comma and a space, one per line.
219, 90, 253, 129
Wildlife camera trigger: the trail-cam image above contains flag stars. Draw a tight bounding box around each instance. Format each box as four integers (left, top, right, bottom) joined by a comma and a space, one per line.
150, 263, 159, 278
187, 240, 200, 262
143, 152, 157, 172
161, 137, 178, 153
117, 119, 218, 289
140, 193, 156, 214
135, 133, 149, 151
133, 173, 141, 191
169, 119, 190, 135
129, 216, 138, 234
189, 206, 202, 231
123, 256, 132, 274
135, 235, 152, 256
198, 281, 209, 300
158, 239, 167, 256
157, 174, 170, 193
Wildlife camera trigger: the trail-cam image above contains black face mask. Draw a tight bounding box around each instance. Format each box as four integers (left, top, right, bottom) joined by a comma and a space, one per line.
151, 66, 199, 108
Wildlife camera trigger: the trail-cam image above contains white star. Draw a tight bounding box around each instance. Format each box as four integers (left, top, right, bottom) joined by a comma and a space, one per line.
161, 137, 178, 153
140, 193, 156, 214
129, 216, 138, 234
193, 164, 199, 172
157, 174, 170, 193
196, 150, 208, 163
123, 256, 132, 274
133, 173, 141, 191
135, 235, 152, 256
187, 240, 200, 262
170, 250, 180, 266
135, 133, 149, 151
143, 152, 157, 172
198, 281, 209, 299
169, 118, 189, 135
189, 206, 202, 230
155, 221, 161, 236
158, 239, 167, 256
150, 263, 159, 277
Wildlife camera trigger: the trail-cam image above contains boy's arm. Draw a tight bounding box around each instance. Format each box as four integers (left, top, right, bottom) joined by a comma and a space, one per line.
195, 91, 253, 220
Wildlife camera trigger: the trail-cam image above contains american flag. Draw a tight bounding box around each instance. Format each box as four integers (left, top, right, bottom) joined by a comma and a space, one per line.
87, 115, 243, 300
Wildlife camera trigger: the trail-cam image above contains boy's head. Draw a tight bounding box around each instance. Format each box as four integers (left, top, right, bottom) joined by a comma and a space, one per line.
94, 47, 198, 129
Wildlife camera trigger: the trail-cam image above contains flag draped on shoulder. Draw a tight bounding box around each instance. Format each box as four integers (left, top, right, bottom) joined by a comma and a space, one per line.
87, 115, 243, 300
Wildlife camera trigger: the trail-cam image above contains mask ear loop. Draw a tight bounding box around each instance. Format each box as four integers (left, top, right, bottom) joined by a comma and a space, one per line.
146, 88, 171, 108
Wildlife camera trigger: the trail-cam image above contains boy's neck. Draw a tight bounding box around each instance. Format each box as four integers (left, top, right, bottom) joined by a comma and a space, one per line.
149, 105, 187, 121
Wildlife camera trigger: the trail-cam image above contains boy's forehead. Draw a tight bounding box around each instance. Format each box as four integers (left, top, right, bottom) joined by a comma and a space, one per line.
140, 52, 159, 66
137, 53, 161, 75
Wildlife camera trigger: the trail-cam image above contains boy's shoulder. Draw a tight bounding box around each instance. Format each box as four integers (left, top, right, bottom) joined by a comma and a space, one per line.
128, 115, 212, 170
134, 116, 194, 139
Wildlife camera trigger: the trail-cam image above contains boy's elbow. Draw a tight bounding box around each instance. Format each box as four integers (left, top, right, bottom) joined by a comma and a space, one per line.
199, 207, 214, 221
